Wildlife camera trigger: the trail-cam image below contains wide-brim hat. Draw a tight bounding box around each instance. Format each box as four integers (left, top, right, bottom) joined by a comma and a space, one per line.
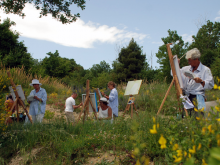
29, 79, 42, 86
100, 97, 109, 104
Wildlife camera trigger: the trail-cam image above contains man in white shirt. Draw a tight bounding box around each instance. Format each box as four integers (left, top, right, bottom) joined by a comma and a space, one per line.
179, 48, 214, 117
65, 92, 82, 123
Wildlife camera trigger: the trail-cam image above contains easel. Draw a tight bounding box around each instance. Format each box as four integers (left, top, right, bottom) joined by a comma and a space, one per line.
5, 71, 32, 124
123, 95, 139, 119
77, 80, 98, 123
156, 43, 188, 116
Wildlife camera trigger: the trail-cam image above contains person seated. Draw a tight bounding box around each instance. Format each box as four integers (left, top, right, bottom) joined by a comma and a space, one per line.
98, 98, 113, 123
5, 95, 15, 112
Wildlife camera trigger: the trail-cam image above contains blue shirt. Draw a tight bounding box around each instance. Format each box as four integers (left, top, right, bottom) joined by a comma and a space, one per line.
29, 87, 47, 115
108, 88, 119, 116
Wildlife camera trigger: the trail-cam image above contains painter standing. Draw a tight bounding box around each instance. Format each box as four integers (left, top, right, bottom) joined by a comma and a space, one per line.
26, 79, 47, 123
64, 92, 82, 123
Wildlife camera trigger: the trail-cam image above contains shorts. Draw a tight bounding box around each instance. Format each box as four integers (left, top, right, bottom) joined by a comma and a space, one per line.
65, 112, 75, 123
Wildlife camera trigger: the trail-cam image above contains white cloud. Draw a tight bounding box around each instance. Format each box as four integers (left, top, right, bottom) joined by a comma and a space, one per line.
0, 4, 148, 48
181, 34, 193, 43
214, 10, 220, 21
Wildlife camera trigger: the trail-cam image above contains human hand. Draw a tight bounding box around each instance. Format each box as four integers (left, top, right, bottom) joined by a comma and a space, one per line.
33, 96, 39, 100
79, 102, 83, 106
193, 77, 202, 83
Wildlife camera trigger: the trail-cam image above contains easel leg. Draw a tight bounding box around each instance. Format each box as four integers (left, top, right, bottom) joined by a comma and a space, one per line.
157, 78, 175, 115
89, 98, 98, 120
131, 104, 133, 119
123, 104, 130, 117
16, 101, 19, 122
133, 104, 139, 117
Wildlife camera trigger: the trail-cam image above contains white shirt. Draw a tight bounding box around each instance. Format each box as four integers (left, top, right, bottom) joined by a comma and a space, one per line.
65, 97, 75, 112
98, 106, 113, 122
180, 62, 214, 96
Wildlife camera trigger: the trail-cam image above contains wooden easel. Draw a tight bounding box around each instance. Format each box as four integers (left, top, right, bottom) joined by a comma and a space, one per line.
123, 95, 139, 119
156, 43, 188, 116
77, 80, 98, 123
5, 71, 33, 124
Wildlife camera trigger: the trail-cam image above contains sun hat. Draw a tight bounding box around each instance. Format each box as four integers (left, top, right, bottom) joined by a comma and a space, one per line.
100, 97, 109, 103
29, 79, 42, 86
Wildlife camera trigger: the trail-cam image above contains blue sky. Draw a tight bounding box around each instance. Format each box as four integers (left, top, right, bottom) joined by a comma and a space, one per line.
1, 0, 220, 69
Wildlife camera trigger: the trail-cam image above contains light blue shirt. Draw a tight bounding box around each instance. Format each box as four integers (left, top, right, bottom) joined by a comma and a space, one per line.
109, 88, 119, 116
180, 62, 214, 96
29, 87, 47, 115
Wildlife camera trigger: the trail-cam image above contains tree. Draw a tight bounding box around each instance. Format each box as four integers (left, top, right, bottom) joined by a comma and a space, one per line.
0, 0, 86, 24
0, 18, 33, 70
189, 20, 220, 67
113, 38, 146, 82
156, 30, 188, 82
90, 61, 111, 77
42, 50, 71, 78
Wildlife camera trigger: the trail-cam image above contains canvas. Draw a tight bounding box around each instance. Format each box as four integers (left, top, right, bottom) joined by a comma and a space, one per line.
9, 85, 26, 102
82, 93, 98, 112
173, 55, 184, 89
124, 80, 142, 96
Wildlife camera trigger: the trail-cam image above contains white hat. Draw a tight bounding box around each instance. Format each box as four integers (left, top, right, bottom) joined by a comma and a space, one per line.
100, 97, 109, 103
29, 79, 42, 86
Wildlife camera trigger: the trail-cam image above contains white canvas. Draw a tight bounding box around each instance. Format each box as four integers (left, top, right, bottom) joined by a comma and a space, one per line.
124, 80, 142, 96
82, 93, 98, 112
9, 85, 26, 101
173, 55, 184, 89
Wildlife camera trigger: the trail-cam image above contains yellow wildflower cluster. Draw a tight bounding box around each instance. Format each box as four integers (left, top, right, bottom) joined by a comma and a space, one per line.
50, 92, 58, 98
213, 84, 220, 90
66, 89, 72, 95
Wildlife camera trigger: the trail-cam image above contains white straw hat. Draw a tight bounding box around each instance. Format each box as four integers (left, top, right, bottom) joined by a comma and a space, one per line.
100, 97, 109, 103
29, 79, 42, 86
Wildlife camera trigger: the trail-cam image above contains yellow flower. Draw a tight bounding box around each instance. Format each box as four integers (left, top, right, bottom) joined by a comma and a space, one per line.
215, 106, 220, 112
189, 145, 196, 154
202, 127, 206, 135
158, 134, 167, 149
150, 124, 157, 134
157, 123, 159, 128
208, 125, 212, 133
217, 140, 220, 147
216, 118, 220, 121
202, 159, 207, 165
196, 117, 201, 120
173, 155, 182, 163
173, 144, 178, 151
153, 117, 156, 123
135, 159, 141, 165
214, 84, 218, 89
197, 143, 202, 150
218, 86, 220, 90
176, 150, 182, 157
134, 148, 140, 156
188, 153, 191, 158
184, 151, 187, 157
194, 107, 198, 112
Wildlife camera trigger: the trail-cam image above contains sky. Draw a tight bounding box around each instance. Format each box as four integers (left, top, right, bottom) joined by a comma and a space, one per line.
1, 0, 220, 70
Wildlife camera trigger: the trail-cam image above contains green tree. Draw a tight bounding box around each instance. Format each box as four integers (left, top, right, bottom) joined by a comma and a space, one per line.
156, 30, 188, 82
0, 18, 33, 70
0, 0, 86, 24
189, 20, 220, 67
114, 38, 147, 82
42, 50, 71, 78
90, 61, 111, 77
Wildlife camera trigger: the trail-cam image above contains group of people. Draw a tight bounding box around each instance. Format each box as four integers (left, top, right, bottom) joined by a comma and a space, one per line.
5, 48, 215, 124
64, 81, 119, 123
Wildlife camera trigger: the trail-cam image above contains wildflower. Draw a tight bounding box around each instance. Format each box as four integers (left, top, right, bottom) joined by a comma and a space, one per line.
133, 148, 140, 156
196, 117, 201, 120
173, 155, 182, 163
176, 150, 182, 157
216, 118, 220, 121
208, 125, 212, 133
215, 106, 220, 112
150, 124, 157, 134
158, 134, 167, 149
153, 117, 156, 123
135, 159, 141, 165
184, 151, 187, 157
157, 123, 159, 128
197, 143, 202, 150
188, 153, 191, 158
202, 127, 206, 135
214, 84, 218, 89
189, 145, 196, 154
173, 144, 178, 151
202, 159, 207, 165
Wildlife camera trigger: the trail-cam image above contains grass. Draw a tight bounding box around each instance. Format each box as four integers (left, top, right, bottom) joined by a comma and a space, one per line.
0, 67, 220, 164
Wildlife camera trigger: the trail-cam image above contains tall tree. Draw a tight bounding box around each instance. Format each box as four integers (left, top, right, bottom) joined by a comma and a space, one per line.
114, 38, 146, 82
0, 18, 33, 70
90, 61, 111, 77
0, 0, 86, 24
189, 20, 220, 67
156, 30, 188, 82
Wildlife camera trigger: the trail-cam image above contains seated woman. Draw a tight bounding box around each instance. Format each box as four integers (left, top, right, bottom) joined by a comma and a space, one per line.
98, 98, 113, 123
5, 95, 15, 112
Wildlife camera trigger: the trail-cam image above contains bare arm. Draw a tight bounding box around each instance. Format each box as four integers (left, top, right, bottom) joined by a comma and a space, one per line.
72, 102, 83, 109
